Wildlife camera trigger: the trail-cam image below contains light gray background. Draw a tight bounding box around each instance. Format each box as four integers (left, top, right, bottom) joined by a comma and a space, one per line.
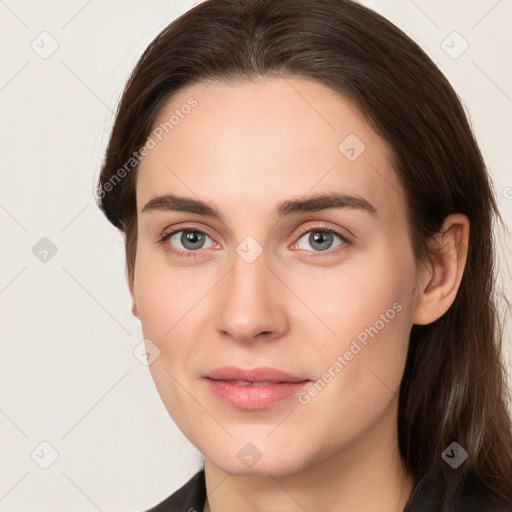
1, 1, 511, 510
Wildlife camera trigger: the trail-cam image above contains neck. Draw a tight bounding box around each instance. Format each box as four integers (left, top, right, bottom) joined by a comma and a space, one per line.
203, 401, 415, 512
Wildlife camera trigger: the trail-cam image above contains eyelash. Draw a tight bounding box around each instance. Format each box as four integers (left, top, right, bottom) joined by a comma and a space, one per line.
157, 223, 353, 259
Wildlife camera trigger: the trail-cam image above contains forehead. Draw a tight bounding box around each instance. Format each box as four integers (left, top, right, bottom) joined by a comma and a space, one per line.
136, 76, 403, 221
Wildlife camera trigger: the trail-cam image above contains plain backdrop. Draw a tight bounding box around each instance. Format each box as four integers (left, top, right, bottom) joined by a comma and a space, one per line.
1, 0, 511, 510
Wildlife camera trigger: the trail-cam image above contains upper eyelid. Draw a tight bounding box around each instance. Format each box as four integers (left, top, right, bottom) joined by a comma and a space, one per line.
161, 223, 215, 241
295, 223, 353, 240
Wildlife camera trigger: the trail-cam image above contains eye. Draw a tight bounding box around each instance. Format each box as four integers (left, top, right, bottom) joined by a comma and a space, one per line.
293, 226, 350, 254
160, 228, 216, 257
158, 224, 352, 259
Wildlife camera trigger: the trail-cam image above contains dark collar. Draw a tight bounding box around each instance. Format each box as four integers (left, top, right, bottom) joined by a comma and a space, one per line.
145, 469, 206, 511
145, 469, 505, 512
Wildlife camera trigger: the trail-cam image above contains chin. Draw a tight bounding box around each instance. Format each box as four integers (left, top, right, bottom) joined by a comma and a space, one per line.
212, 456, 306, 478
201, 435, 317, 478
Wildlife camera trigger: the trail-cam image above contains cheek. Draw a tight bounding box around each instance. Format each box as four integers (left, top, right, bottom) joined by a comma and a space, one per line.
300, 243, 416, 395
133, 269, 170, 342
292, 262, 415, 453
132, 243, 202, 341
132, 259, 203, 430
299, 250, 414, 346
132, 248, 213, 396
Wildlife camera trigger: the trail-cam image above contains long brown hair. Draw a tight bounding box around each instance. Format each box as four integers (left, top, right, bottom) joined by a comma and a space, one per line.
96, 0, 512, 508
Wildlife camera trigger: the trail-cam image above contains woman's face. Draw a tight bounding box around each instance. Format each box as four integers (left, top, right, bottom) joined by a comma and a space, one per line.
132, 76, 421, 476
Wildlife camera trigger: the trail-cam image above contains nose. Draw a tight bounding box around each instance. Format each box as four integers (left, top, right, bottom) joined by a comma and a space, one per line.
213, 251, 290, 343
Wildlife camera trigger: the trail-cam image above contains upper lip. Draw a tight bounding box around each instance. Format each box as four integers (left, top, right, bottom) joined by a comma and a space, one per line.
205, 366, 309, 383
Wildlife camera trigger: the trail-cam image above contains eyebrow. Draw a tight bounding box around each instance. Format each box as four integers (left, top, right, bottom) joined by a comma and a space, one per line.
141, 192, 378, 219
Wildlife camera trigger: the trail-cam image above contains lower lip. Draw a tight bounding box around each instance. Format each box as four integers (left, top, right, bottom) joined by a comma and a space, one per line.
205, 379, 310, 410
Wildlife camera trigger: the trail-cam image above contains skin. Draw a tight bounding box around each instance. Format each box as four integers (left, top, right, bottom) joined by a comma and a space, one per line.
129, 76, 469, 512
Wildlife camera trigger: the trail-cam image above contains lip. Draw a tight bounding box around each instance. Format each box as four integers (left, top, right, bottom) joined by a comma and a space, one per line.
204, 366, 311, 410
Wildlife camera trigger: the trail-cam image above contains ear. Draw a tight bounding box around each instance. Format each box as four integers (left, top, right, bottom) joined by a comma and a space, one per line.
127, 271, 139, 319
412, 213, 470, 325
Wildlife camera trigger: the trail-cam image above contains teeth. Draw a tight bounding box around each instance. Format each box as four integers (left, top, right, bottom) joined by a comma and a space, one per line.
231, 380, 275, 386
232, 380, 252, 386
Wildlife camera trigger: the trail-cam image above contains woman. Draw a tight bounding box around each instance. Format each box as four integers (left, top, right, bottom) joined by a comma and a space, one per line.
96, 0, 512, 510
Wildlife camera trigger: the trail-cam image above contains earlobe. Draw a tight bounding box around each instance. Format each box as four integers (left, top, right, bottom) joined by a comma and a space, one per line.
412, 214, 469, 326
131, 300, 139, 319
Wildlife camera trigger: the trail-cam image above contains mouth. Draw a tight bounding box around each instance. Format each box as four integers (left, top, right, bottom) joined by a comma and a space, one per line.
204, 366, 311, 410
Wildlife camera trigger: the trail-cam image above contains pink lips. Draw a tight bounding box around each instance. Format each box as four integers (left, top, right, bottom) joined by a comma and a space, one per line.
204, 366, 310, 410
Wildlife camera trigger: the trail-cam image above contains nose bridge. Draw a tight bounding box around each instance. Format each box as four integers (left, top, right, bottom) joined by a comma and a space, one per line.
213, 247, 289, 341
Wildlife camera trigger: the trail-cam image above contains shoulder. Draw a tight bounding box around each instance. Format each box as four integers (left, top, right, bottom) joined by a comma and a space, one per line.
144, 469, 206, 512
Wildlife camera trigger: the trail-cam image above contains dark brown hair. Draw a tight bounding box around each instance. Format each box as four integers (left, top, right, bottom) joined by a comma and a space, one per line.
97, 0, 512, 509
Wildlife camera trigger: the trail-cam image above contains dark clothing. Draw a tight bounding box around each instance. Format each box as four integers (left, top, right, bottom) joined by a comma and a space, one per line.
145, 469, 510, 511
145, 470, 205, 512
